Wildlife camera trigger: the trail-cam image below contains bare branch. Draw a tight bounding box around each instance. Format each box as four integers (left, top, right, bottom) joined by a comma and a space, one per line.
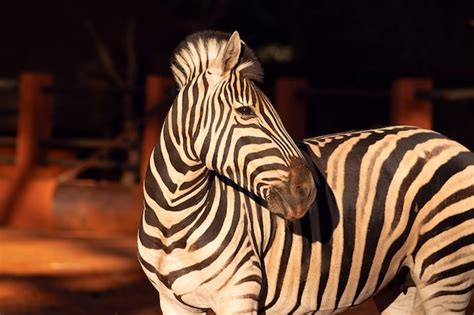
85, 20, 124, 86
124, 18, 137, 85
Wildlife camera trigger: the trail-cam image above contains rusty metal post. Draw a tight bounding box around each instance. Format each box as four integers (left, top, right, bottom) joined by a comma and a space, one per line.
275, 78, 309, 140
390, 78, 433, 129
16, 73, 54, 166
141, 75, 175, 183
52, 180, 142, 234
0, 72, 54, 224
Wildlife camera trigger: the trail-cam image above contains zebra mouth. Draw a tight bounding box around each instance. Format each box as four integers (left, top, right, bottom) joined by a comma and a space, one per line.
266, 188, 308, 221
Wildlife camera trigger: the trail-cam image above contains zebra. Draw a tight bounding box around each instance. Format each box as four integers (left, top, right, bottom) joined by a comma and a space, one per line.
138, 30, 474, 314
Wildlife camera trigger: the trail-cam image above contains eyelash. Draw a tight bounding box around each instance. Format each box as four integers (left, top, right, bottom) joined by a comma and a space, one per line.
236, 106, 255, 117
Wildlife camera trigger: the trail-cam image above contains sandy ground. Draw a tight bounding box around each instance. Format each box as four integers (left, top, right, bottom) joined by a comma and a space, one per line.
0, 228, 159, 315
0, 228, 417, 315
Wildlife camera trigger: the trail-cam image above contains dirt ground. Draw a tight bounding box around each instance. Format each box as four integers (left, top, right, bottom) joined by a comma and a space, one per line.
0, 228, 470, 315
0, 228, 159, 315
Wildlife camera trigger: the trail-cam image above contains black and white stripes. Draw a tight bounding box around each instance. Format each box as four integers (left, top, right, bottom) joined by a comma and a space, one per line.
138, 31, 474, 314
300, 126, 474, 313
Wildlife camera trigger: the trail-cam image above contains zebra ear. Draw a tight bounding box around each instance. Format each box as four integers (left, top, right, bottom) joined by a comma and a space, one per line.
219, 31, 241, 75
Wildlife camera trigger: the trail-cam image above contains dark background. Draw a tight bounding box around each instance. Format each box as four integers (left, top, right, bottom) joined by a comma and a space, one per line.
1, 0, 473, 146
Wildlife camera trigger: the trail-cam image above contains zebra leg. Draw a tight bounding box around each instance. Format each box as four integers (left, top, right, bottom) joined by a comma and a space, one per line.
410, 231, 474, 313
210, 286, 260, 314
159, 292, 207, 315
414, 281, 473, 314
212, 301, 258, 314
211, 293, 259, 314
410, 255, 473, 314
379, 287, 425, 315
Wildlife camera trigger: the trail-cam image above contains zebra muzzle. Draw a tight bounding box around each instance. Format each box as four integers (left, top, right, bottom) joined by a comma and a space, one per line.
267, 158, 316, 221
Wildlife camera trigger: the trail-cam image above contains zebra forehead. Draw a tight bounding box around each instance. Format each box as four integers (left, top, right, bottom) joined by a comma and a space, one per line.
171, 30, 263, 89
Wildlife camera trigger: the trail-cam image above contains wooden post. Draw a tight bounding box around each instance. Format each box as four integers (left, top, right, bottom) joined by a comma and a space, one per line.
275, 78, 309, 140
0, 72, 54, 224
390, 78, 433, 129
141, 75, 175, 183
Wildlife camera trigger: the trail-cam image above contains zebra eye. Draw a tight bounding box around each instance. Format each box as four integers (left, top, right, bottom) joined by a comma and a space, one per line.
236, 106, 255, 117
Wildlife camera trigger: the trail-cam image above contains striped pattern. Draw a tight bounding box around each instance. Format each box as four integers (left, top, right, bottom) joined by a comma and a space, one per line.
138, 30, 474, 314
138, 31, 309, 314
171, 30, 263, 89
298, 126, 474, 313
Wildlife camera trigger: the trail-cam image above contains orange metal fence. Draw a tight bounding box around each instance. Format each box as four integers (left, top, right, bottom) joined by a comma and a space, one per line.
0, 72, 174, 234
1, 73, 472, 233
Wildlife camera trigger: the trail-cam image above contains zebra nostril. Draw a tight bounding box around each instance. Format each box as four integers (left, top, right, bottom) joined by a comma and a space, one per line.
295, 185, 306, 197
293, 184, 310, 199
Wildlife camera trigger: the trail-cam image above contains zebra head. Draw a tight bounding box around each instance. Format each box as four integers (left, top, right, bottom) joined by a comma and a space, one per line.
170, 30, 316, 220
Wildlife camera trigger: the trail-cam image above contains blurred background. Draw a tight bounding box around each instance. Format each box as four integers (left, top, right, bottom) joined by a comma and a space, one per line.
0, 1, 473, 314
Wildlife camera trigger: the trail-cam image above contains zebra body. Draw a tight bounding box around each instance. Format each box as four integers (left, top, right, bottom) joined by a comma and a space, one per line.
301, 126, 474, 313
138, 31, 474, 314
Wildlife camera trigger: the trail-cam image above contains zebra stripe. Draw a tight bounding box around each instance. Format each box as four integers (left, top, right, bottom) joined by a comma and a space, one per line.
301, 126, 474, 313
138, 31, 474, 314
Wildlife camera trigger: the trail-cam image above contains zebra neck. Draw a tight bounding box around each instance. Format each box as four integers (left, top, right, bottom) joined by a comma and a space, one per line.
144, 135, 213, 230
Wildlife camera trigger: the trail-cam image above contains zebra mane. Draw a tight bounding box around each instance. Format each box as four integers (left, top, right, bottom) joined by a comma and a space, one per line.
171, 30, 264, 89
